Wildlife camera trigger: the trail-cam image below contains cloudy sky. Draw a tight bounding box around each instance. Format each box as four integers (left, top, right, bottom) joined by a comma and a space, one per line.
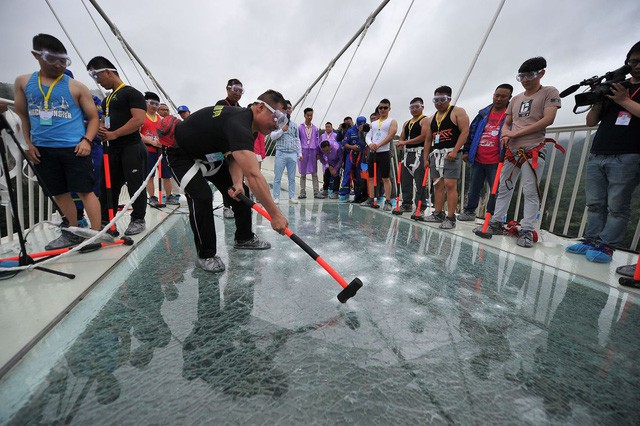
2, 0, 639, 126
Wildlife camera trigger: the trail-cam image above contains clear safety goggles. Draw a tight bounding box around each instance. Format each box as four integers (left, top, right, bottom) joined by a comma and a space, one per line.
409, 103, 424, 110
146, 100, 160, 107
88, 68, 117, 80
516, 69, 542, 82
32, 49, 72, 67
227, 84, 245, 95
432, 96, 451, 104
260, 101, 288, 129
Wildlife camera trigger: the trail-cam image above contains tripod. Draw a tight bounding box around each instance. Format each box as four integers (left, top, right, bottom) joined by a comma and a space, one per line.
0, 113, 74, 279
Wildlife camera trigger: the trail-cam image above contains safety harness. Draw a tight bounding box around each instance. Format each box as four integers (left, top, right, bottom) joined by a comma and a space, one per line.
178, 152, 225, 193
402, 146, 423, 176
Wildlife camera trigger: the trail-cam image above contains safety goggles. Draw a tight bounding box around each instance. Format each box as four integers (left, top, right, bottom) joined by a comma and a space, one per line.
627, 59, 640, 67
146, 100, 160, 107
516, 70, 542, 82
432, 96, 451, 104
88, 68, 117, 80
377, 105, 390, 110
409, 103, 423, 110
32, 49, 72, 67
227, 84, 245, 95
259, 101, 288, 129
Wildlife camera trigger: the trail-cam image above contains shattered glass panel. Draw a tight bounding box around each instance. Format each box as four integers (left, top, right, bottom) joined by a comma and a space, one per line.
1, 203, 639, 424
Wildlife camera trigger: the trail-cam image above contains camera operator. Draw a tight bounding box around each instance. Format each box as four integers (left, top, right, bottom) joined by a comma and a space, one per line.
566, 41, 640, 263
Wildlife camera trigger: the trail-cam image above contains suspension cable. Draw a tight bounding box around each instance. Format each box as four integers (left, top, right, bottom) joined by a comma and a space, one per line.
79, 0, 133, 86
320, 15, 374, 125
453, 0, 507, 104
358, 0, 415, 116
293, 65, 333, 122
43, 0, 105, 95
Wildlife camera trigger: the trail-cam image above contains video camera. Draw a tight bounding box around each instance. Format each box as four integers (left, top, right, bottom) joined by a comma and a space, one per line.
560, 64, 631, 113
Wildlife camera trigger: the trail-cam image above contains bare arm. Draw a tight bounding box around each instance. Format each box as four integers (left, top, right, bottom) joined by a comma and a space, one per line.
99, 108, 146, 141
229, 150, 288, 234
13, 75, 39, 163
452, 108, 470, 153
74, 81, 99, 156
586, 102, 603, 127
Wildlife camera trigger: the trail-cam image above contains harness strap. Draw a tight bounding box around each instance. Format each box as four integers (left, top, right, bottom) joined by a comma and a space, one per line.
178, 159, 223, 193
402, 146, 423, 176
429, 147, 454, 185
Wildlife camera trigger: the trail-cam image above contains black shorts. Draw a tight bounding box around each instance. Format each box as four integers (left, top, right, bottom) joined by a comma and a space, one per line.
368, 150, 391, 179
33, 146, 95, 196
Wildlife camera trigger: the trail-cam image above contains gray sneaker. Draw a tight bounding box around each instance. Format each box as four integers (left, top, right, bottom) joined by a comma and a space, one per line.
439, 216, 456, 229
328, 192, 338, 199
360, 198, 374, 207
321, 190, 329, 197
474, 221, 505, 236
383, 201, 393, 211
148, 195, 159, 207
517, 230, 534, 248
457, 210, 476, 221
424, 211, 446, 223
45, 229, 86, 250
298, 193, 307, 199
400, 204, 413, 213
196, 255, 226, 272
314, 192, 326, 199
234, 235, 271, 250
165, 194, 180, 205
125, 219, 146, 236
223, 207, 234, 219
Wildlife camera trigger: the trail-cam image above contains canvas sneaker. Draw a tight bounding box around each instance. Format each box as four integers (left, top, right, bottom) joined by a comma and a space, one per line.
383, 201, 393, 211
196, 255, 226, 273
314, 192, 326, 199
440, 216, 456, 229
165, 194, 180, 205
148, 195, 160, 207
234, 235, 271, 250
125, 219, 146, 236
223, 207, 234, 219
517, 230, 534, 248
44, 229, 86, 250
457, 210, 476, 221
424, 211, 446, 223
586, 243, 614, 263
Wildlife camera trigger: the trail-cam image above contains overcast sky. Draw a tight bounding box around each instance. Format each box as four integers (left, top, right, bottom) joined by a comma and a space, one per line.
2, 0, 639, 126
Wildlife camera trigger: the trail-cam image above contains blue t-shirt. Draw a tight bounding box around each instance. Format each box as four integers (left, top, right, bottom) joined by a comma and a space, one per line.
26, 72, 85, 148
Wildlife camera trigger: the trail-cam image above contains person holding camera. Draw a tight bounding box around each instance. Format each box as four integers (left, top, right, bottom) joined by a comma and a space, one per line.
566, 42, 640, 263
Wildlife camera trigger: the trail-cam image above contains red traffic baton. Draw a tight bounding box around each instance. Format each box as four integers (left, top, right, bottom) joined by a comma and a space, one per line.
237, 193, 363, 303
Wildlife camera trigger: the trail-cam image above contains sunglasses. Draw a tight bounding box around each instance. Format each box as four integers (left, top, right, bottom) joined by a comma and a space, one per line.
432, 96, 451, 104
260, 101, 288, 129
516, 70, 543, 82
88, 68, 117, 80
32, 49, 72, 67
227, 84, 245, 95
378, 105, 390, 110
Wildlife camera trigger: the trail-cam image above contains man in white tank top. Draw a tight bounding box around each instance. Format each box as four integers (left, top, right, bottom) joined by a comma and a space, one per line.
364, 98, 398, 210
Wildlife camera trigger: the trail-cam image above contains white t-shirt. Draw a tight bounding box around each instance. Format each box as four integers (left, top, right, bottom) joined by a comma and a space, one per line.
367, 117, 395, 153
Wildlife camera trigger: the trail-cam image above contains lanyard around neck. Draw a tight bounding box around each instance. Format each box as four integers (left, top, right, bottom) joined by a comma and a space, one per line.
407, 114, 423, 134
435, 106, 451, 131
37, 73, 64, 110
105, 83, 126, 117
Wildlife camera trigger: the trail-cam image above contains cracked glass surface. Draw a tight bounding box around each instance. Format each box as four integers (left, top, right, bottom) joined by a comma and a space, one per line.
1, 203, 639, 424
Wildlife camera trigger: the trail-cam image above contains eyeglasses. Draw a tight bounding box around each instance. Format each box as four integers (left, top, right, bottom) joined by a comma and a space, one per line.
227, 84, 245, 95
32, 49, 72, 67
259, 101, 288, 129
516, 69, 543, 82
146, 100, 160, 107
88, 68, 117, 80
627, 59, 640, 67
409, 103, 423, 110
378, 105, 390, 110
432, 96, 451, 104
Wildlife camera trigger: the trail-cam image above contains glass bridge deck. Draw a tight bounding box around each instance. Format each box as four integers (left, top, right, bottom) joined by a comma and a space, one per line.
1, 203, 639, 424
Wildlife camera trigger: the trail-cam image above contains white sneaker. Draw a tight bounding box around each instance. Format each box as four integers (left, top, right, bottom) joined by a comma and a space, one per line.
289, 198, 299, 204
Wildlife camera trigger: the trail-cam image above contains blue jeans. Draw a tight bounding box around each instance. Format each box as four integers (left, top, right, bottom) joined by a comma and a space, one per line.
584, 153, 640, 246
273, 150, 298, 199
464, 162, 498, 211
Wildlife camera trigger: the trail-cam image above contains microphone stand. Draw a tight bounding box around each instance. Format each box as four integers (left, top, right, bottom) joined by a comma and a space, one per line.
0, 113, 75, 279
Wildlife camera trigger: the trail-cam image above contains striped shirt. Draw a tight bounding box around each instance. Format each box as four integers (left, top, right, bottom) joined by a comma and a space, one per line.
270, 120, 302, 157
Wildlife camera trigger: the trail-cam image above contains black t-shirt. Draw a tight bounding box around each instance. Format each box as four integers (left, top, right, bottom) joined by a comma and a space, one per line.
101, 86, 146, 146
174, 105, 255, 158
591, 82, 640, 155
215, 98, 240, 107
